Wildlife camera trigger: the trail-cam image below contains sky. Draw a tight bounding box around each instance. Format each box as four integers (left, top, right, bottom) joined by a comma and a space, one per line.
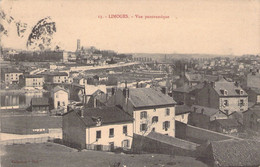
0, 0, 260, 55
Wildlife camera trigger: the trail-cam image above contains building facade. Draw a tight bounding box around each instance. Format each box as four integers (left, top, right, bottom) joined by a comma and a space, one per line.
52, 86, 69, 113
62, 106, 133, 150
197, 78, 248, 115
25, 75, 44, 89
108, 87, 177, 137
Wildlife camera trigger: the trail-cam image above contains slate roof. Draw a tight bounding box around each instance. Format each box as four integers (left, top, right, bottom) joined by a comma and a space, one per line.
76, 106, 133, 127
185, 73, 203, 82
248, 104, 260, 117
128, 88, 177, 108
210, 139, 260, 167
213, 78, 247, 97
175, 105, 191, 115
191, 105, 226, 117
31, 97, 49, 106
212, 119, 240, 128
25, 75, 44, 78
173, 83, 204, 93
247, 72, 260, 89
147, 132, 199, 150
247, 87, 260, 94
53, 86, 68, 93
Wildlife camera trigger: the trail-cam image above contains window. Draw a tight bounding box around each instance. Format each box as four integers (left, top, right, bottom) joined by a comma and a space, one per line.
96, 131, 101, 140
240, 90, 244, 95
224, 90, 228, 95
123, 126, 127, 134
56, 94, 59, 98
223, 100, 229, 106
165, 108, 170, 116
122, 140, 129, 148
140, 111, 147, 119
239, 99, 244, 106
140, 123, 147, 132
152, 116, 158, 123
163, 121, 170, 131
152, 128, 155, 132
109, 128, 114, 138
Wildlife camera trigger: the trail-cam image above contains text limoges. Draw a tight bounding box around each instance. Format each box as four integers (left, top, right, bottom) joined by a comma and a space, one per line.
108, 14, 129, 18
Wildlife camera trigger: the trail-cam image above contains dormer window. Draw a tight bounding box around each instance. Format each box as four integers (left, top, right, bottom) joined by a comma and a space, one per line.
224, 90, 228, 95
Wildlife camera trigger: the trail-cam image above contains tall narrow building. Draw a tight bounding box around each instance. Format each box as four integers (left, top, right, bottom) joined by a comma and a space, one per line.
77, 39, 81, 51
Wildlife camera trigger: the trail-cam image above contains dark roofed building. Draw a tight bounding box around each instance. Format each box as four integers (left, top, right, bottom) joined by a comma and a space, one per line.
246, 87, 260, 104
62, 106, 134, 150
30, 97, 50, 113
209, 119, 241, 134
197, 78, 248, 115
243, 104, 260, 132
203, 139, 260, 167
108, 87, 177, 136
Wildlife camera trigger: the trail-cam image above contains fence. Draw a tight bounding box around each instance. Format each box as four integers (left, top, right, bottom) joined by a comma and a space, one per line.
0, 137, 53, 145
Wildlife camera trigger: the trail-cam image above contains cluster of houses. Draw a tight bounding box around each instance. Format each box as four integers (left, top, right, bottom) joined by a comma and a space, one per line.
1, 52, 260, 166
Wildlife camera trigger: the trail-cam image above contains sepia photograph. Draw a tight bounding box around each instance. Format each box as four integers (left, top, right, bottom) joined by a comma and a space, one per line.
0, 0, 260, 166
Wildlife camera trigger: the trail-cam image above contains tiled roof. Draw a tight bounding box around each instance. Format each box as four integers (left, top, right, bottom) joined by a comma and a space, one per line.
210, 140, 260, 167
175, 105, 191, 115
128, 88, 177, 108
31, 97, 49, 106
77, 106, 133, 127
213, 78, 247, 97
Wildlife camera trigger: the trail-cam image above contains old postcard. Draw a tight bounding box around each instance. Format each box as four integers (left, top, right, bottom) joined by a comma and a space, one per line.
0, 0, 260, 166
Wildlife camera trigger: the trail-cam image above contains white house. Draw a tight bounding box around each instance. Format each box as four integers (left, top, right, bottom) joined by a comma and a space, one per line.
52, 86, 69, 113
62, 106, 133, 150
108, 87, 177, 137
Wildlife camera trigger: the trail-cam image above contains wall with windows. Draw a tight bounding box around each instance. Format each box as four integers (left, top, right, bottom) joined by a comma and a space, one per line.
53, 75, 69, 84
5, 72, 23, 84
133, 106, 175, 137
25, 77, 44, 88
53, 90, 68, 112
219, 97, 248, 114
86, 122, 133, 149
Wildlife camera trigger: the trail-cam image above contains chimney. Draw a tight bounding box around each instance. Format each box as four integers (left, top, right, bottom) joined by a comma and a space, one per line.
210, 81, 215, 88
112, 87, 115, 95
80, 109, 84, 118
234, 81, 239, 87
123, 81, 129, 104
94, 98, 97, 108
